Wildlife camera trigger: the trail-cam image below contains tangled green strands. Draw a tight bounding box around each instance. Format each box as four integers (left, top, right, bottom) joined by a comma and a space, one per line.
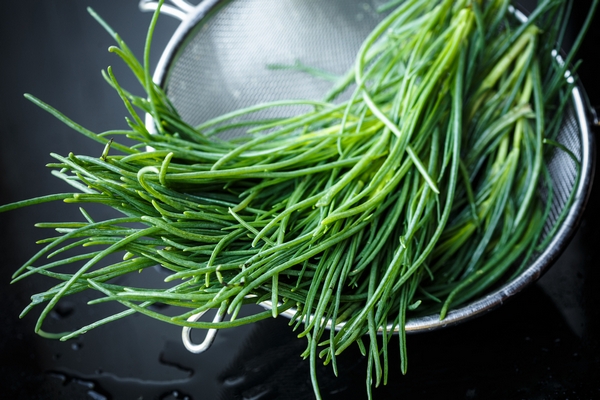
1, 0, 597, 398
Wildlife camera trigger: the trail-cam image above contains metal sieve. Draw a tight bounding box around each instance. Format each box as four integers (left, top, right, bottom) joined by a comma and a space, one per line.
139, 0, 596, 353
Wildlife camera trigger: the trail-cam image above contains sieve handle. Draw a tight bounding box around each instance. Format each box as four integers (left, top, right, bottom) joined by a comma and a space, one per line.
181, 309, 224, 353
139, 0, 196, 21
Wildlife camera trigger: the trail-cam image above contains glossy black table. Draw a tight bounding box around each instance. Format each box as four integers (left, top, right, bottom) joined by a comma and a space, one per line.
1, 1, 599, 399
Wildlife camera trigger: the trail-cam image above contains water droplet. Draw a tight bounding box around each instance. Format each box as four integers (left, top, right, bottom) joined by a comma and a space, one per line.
160, 389, 193, 400
71, 342, 83, 351
222, 374, 246, 387
48, 371, 69, 386
47, 371, 111, 399
74, 378, 94, 389
87, 391, 108, 400
241, 385, 272, 400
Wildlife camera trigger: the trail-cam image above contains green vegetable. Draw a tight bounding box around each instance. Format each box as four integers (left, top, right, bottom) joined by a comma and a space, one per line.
1, 0, 596, 398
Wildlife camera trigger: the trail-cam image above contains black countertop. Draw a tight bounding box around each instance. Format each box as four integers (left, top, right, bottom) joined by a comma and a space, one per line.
1, 1, 599, 399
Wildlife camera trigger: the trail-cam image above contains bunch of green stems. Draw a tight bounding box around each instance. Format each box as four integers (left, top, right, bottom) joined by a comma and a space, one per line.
2, 0, 594, 398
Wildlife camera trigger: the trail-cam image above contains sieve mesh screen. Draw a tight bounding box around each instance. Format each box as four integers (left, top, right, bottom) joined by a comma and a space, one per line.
162, 0, 389, 138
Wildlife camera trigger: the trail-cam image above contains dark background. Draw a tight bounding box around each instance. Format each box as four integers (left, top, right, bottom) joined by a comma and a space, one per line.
1, 1, 599, 399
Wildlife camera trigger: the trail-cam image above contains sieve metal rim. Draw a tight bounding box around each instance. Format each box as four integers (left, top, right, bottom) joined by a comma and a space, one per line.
140, 0, 596, 340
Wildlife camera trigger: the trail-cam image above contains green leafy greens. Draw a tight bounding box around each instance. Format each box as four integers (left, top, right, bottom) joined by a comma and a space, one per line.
2, 0, 596, 398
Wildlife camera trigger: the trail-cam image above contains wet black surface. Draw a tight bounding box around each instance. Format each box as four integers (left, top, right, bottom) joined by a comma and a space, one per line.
1, 1, 599, 399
